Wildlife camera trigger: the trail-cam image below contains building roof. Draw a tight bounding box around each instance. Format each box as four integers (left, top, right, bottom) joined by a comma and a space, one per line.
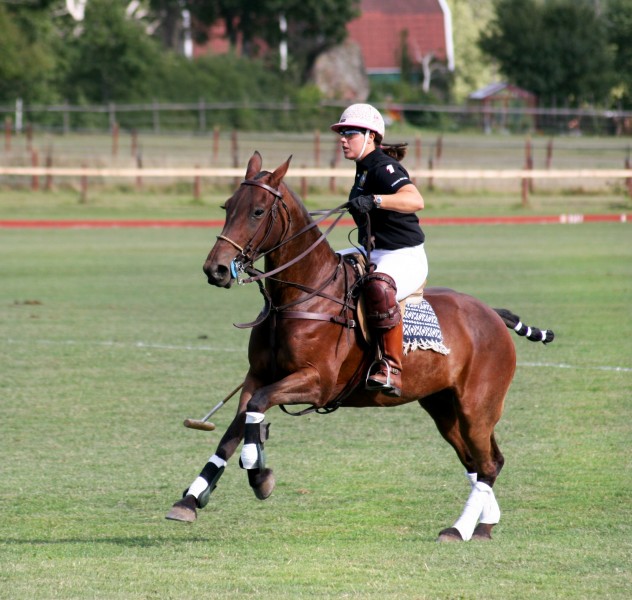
469, 82, 536, 101
347, 0, 454, 74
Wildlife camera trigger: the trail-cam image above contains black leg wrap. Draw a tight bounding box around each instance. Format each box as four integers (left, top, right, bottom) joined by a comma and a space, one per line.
200, 463, 225, 493
244, 422, 270, 445
183, 463, 224, 509
239, 421, 270, 471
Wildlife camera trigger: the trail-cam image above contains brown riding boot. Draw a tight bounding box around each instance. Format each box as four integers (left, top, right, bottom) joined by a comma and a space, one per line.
366, 322, 404, 397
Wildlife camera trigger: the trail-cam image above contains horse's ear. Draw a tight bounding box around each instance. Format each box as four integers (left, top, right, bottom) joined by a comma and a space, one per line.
270, 155, 292, 187
245, 151, 263, 179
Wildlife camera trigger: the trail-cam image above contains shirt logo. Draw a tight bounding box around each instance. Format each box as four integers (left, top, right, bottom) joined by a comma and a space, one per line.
386, 165, 394, 174
359, 171, 367, 187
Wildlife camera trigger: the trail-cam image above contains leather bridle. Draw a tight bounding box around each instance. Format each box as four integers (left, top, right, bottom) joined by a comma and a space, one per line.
215, 177, 355, 329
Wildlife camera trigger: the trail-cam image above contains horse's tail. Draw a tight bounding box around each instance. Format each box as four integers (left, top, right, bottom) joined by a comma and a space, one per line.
493, 308, 555, 344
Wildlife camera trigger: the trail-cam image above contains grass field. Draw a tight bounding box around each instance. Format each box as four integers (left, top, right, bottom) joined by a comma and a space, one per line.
1, 195, 631, 598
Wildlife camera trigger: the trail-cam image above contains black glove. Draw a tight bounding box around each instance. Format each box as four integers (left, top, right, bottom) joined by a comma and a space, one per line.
348, 195, 375, 214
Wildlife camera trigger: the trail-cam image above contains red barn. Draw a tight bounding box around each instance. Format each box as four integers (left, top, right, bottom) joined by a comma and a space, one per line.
346, 0, 454, 79
193, 1, 454, 79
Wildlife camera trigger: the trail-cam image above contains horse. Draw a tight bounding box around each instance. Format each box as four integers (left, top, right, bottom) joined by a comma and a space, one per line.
166, 151, 554, 541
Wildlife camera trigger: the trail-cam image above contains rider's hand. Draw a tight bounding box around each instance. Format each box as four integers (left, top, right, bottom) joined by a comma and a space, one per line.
348, 195, 375, 214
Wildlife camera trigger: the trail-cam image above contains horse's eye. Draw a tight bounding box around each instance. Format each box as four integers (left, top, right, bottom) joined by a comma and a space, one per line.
253, 208, 265, 218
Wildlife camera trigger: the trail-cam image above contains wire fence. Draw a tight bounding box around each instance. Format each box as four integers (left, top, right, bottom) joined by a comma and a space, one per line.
1, 107, 632, 198
1, 100, 632, 137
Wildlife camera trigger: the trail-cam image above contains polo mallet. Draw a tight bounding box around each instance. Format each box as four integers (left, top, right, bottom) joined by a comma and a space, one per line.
183, 382, 244, 431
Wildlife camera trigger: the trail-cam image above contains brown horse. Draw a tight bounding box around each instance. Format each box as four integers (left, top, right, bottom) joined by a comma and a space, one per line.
166, 151, 554, 541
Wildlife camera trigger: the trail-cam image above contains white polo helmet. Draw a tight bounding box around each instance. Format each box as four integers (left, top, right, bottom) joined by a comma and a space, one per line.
330, 103, 385, 136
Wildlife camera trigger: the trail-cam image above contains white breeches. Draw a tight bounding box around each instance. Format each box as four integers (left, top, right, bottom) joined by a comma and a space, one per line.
338, 243, 428, 300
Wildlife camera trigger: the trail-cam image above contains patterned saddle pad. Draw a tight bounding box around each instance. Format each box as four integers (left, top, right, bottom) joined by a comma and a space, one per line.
402, 298, 450, 355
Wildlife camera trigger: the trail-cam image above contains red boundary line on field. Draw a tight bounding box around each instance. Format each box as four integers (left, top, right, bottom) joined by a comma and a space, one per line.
0, 214, 629, 228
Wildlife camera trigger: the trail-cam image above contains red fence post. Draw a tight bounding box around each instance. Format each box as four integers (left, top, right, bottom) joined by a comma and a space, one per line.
31, 149, 39, 192
45, 149, 53, 191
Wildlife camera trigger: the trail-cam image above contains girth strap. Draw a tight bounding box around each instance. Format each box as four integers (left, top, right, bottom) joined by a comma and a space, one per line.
278, 311, 356, 328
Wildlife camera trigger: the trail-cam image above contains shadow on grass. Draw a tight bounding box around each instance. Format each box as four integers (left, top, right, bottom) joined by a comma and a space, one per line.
1, 535, 211, 547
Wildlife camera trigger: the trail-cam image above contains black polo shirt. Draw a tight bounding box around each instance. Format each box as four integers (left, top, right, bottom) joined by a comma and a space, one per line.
348, 148, 425, 251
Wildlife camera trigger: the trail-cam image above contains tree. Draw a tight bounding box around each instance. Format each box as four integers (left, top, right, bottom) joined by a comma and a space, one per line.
446, 0, 497, 102
185, 0, 360, 79
63, 0, 163, 103
604, 0, 632, 107
479, 0, 615, 106
0, 4, 61, 104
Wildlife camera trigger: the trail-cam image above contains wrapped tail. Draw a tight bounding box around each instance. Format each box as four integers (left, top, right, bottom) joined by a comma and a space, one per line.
493, 308, 555, 344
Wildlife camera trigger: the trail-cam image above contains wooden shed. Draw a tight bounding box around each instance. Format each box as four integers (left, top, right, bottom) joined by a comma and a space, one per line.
468, 82, 537, 133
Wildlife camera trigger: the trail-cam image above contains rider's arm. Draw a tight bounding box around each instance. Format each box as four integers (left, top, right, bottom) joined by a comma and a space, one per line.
375, 184, 424, 213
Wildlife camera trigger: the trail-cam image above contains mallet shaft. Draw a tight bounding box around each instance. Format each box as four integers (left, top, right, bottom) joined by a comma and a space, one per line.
182, 382, 244, 432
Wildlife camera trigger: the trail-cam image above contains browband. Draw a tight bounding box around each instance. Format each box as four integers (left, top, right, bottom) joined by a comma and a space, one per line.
241, 179, 283, 198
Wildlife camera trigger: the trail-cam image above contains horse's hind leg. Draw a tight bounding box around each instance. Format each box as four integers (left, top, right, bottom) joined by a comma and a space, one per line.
419, 389, 505, 542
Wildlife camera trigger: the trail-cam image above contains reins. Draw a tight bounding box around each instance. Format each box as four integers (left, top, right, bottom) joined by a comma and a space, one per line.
238, 200, 350, 284
223, 177, 356, 330
219, 173, 368, 416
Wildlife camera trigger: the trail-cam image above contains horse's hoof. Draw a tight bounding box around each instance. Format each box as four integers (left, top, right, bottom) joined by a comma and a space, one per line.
472, 522, 495, 540
165, 495, 197, 522
437, 527, 464, 542
248, 468, 275, 500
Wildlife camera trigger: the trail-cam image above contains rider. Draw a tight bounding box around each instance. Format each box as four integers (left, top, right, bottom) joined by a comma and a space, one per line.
331, 103, 428, 397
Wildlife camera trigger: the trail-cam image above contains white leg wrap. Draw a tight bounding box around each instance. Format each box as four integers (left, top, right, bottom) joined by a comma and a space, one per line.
240, 412, 265, 469
452, 481, 494, 541
464, 471, 500, 525
209, 454, 227, 469
188, 476, 209, 499
480, 486, 501, 524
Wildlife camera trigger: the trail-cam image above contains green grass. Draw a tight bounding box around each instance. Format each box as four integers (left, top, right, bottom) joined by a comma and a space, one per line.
1, 216, 631, 598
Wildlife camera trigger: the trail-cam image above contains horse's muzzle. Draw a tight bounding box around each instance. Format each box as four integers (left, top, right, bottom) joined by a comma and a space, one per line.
203, 262, 234, 288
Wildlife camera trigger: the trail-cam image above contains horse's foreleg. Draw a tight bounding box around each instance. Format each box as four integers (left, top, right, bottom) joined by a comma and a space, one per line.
239, 367, 328, 499
166, 381, 257, 522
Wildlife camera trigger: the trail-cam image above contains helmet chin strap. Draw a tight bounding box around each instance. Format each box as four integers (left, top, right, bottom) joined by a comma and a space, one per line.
355, 130, 371, 161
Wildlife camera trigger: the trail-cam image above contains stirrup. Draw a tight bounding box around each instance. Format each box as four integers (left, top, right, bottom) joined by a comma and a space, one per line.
365, 358, 398, 392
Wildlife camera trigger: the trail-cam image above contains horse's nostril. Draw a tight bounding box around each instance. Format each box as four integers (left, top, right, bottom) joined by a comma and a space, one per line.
203, 262, 231, 286
215, 265, 229, 279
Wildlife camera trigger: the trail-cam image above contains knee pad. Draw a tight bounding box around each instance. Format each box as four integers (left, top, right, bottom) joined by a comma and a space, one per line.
363, 272, 401, 328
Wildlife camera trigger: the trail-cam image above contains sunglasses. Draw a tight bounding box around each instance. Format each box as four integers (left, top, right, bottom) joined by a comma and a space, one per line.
337, 129, 366, 138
